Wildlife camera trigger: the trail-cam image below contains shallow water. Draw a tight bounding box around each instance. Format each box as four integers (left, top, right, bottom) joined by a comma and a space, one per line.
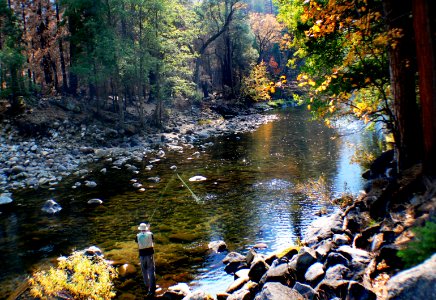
0, 107, 377, 298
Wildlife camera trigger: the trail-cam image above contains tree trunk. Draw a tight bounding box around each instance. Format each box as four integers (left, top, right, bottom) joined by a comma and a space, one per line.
413, 0, 436, 176
383, 0, 423, 170
56, 1, 68, 94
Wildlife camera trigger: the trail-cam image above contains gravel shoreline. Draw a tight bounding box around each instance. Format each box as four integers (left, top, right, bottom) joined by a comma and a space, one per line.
0, 105, 277, 199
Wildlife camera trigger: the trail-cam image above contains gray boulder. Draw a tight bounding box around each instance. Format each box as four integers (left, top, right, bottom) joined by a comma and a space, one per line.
41, 199, 62, 214
386, 254, 436, 300
304, 213, 343, 246
259, 261, 295, 287
182, 290, 213, 300
293, 282, 317, 300
249, 257, 269, 283
305, 262, 325, 284
255, 282, 304, 300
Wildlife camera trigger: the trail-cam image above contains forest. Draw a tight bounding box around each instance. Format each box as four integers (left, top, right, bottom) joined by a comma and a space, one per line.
0, 0, 435, 299
1, 0, 434, 176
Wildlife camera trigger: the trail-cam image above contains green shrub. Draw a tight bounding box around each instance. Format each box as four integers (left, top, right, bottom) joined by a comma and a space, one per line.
397, 221, 436, 268
29, 251, 118, 300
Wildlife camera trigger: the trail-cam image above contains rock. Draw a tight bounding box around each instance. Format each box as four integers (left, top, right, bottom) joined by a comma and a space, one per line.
10, 165, 25, 174
208, 240, 228, 253
347, 281, 376, 300
83, 246, 103, 257
226, 277, 249, 293
0, 194, 13, 205
293, 282, 317, 300
337, 246, 371, 265
324, 252, 350, 269
254, 282, 304, 300
294, 247, 317, 277
305, 262, 325, 284
235, 268, 250, 280
223, 252, 247, 265
304, 213, 343, 246
189, 175, 207, 182
259, 262, 294, 287
324, 265, 353, 281
253, 243, 268, 249
223, 252, 248, 274
315, 239, 335, 259
227, 288, 251, 300
248, 257, 269, 283
118, 263, 137, 278
315, 279, 349, 300
182, 290, 214, 300
85, 180, 97, 188
216, 293, 230, 300
164, 283, 191, 300
245, 248, 257, 265
132, 182, 142, 188
87, 198, 103, 205
333, 234, 351, 246
41, 199, 62, 214
386, 254, 436, 299
79, 146, 94, 154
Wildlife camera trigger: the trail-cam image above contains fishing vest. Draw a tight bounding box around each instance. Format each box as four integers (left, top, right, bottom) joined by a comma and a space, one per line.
137, 231, 153, 249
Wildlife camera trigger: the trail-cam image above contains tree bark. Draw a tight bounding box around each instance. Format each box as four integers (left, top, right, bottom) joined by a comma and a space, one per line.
383, 0, 423, 170
412, 0, 436, 175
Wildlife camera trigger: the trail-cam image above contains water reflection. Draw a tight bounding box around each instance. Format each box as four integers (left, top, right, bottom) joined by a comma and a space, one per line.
0, 107, 377, 298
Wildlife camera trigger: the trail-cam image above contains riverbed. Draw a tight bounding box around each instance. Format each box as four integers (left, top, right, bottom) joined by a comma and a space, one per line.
0, 107, 378, 298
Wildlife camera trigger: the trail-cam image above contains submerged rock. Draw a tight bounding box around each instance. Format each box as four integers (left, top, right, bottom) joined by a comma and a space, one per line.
41, 199, 62, 214
189, 175, 207, 182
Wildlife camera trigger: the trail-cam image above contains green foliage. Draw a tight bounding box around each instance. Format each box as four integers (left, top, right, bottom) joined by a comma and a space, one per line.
397, 221, 436, 268
29, 251, 118, 300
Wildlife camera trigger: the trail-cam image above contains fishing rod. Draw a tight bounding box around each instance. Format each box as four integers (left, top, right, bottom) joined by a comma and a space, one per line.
147, 166, 202, 223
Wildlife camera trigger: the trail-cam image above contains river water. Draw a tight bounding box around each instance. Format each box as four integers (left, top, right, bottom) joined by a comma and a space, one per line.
0, 107, 378, 298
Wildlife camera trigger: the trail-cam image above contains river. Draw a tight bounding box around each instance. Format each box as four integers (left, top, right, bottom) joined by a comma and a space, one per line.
0, 107, 378, 298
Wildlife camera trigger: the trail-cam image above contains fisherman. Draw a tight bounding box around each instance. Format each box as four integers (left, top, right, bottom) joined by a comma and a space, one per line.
135, 222, 156, 297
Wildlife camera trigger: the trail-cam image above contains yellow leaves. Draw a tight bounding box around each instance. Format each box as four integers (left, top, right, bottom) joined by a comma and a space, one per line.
307, 104, 311, 110
308, 79, 316, 86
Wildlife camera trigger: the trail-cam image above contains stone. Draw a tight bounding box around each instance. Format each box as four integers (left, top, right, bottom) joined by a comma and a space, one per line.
259, 262, 294, 287
304, 213, 343, 246
223, 252, 248, 274
315, 279, 349, 300
254, 282, 304, 300
208, 240, 227, 253
85, 180, 97, 188
337, 246, 371, 264
227, 289, 251, 300
164, 283, 191, 300
226, 277, 249, 293
245, 248, 257, 265
248, 257, 269, 283
118, 263, 137, 278
295, 247, 317, 277
87, 198, 103, 205
189, 175, 207, 182
324, 252, 350, 269
386, 254, 436, 299
324, 265, 353, 281
305, 262, 325, 284
182, 290, 214, 300
347, 281, 376, 300
293, 282, 317, 300
315, 239, 335, 259
333, 234, 351, 246
41, 199, 62, 214
235, 268, 250, 280
83, 246, 103, 257
0, 194, 13, 205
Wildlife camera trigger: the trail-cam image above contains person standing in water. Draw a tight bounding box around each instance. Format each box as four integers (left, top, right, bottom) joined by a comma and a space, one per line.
135, 223, 156, 297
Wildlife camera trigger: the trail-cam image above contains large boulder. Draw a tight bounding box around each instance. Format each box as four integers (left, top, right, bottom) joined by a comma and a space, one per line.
254, 282, 304, 300
305, 262, 325, 285
304, 213, 343, 246
248, 257, 269, 283
259, 262, 295, 287
386, 254, 436, 300
164, 283, 191, 300
223, 252, 248, 274
293, 282, 317, 300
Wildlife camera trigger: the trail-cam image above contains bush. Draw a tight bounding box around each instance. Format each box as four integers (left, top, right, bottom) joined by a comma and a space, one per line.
29, 251, 118, 300
397, 221, 436, 268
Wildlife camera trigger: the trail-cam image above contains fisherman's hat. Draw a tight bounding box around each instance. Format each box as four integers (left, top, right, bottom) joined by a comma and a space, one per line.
138, 223, 149, 231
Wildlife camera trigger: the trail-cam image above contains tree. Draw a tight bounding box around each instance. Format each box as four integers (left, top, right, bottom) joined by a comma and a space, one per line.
412, 0, 436, 175
249, 12, 284, 63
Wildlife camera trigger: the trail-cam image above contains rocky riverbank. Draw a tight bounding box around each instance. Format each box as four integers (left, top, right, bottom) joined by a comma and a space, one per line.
0, 101, 277, 202
159, 163, 435, 300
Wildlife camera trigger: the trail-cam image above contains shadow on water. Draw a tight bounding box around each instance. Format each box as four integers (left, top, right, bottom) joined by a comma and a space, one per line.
0, 107, 379, 298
